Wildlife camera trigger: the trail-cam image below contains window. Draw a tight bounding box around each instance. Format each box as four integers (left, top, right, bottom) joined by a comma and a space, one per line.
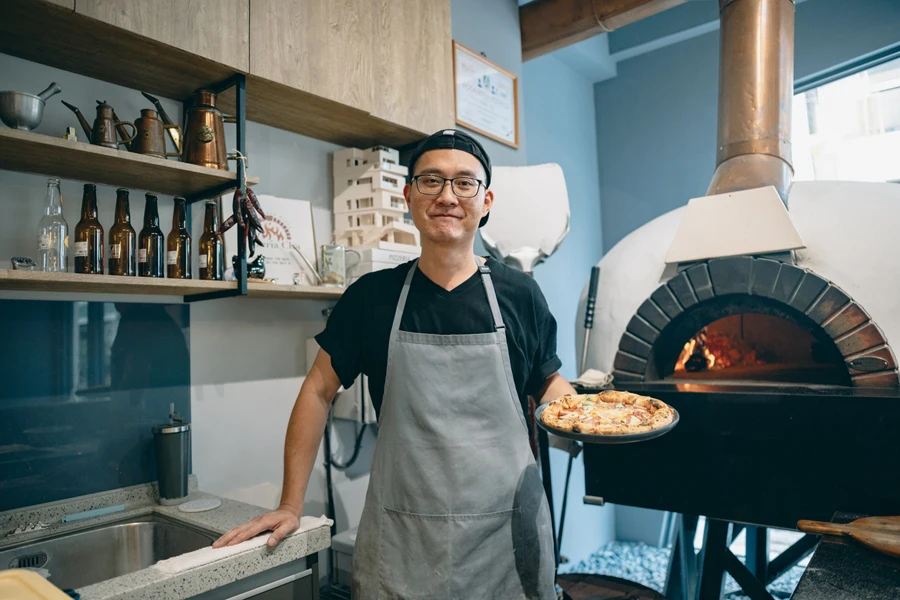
793, 55, 900, 182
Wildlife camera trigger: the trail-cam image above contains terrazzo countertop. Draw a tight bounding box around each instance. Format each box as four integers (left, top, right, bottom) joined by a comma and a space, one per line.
791, 512, 900, 600
0, 477, 331, 600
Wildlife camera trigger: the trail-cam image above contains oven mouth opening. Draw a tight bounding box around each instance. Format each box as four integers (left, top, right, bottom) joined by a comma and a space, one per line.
648, 295, 852, 386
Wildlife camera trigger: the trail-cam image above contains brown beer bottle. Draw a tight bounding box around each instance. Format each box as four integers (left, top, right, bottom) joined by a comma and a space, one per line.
198, 201, 224, 280
73, 184, 104, 274
108, 189, 136, 276
166, 196, 192, 279
138, 193, 164, 278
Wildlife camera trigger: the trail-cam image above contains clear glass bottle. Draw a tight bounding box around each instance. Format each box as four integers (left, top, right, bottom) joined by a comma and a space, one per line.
37, 178, 69, 272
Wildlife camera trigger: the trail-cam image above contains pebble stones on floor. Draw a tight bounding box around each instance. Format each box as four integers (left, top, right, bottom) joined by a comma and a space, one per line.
558, 541, 805, 599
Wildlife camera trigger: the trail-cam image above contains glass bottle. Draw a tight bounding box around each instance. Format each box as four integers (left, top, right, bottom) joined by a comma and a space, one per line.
37, 178, 68, 272
198, 201, 224, 280
108, 188, 136, 276
138, 193, 164, 278
73, 183, 104, 274
166, 197, 192, 279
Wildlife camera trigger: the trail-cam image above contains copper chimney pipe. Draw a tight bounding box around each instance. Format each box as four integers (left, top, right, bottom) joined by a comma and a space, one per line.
707, 0, 795, 202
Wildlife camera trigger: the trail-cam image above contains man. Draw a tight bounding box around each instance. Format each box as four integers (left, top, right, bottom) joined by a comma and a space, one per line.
215, 130, 578, 599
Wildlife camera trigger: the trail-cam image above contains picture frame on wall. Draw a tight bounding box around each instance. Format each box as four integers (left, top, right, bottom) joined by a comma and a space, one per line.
452, 40, 520, 149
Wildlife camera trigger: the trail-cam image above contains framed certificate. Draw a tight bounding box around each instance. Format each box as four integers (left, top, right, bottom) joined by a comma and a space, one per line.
453, 41, 520, 149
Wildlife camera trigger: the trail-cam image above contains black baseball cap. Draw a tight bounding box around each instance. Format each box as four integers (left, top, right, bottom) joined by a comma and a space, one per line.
407, 129, 492, 227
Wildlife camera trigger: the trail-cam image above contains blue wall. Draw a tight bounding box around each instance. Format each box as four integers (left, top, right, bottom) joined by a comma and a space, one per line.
523, 54, 612, 562
451, 0, 527, 167
596, 0, 900, 253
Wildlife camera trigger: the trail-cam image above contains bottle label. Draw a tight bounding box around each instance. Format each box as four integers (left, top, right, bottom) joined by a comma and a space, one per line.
138, 248, 148, 263
199, 255, 209, 268
74, 241, 89, 257
38, 234, 51, 250
110, 244, 122, 259
167, 251, 178, 266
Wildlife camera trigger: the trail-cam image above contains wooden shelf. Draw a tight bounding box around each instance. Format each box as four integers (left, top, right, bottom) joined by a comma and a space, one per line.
0, 0, 427, 149
0, 129, 259, 199
0, 270, 344, 301
247, 281, 344, 300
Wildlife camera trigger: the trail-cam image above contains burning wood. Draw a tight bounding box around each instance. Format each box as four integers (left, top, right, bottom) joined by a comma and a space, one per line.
675, 327, 766, 373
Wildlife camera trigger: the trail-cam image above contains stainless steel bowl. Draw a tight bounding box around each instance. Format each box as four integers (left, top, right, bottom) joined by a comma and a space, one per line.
0, 91, 46, 131
0, 83, 62, 131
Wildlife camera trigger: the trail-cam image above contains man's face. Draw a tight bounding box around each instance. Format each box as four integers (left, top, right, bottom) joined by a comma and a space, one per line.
404, 149, 493, 246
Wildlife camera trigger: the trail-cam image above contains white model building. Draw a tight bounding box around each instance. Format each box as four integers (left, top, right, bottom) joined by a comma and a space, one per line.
332, 146, 421, 253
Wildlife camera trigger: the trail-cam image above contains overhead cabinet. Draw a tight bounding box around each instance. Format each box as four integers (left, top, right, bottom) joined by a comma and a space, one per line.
249, 0, 454, 135
77, 0, 250, 73
369, 0, 454, 135
3, 0, 453, 147
249, 0, 374, 112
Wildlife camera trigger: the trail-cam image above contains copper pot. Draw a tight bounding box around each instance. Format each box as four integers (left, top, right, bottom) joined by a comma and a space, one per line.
182, 90, 227, 170
134, 109, 182, 158
91, 101, 135, 149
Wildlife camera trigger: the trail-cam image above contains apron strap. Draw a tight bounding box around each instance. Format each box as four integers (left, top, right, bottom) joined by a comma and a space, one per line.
477, 262, 506, 332
386, 259, 419, 368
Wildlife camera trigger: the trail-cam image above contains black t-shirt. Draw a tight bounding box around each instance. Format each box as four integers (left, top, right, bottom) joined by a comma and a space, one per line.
315, 257, 562, 419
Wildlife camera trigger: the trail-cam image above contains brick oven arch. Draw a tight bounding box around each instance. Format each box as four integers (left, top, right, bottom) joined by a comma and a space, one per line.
612, 257, 900, 388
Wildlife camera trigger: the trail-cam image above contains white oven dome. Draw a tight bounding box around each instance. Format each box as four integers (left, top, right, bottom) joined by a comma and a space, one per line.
577, 181, 900, 385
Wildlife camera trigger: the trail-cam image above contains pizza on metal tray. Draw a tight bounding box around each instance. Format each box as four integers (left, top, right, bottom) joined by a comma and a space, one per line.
541, 391, 675, 435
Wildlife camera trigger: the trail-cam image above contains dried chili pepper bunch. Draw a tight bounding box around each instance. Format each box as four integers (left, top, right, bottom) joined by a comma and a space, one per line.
219, 187, 266, 256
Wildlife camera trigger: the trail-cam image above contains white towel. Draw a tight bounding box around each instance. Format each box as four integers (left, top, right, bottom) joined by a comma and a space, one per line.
572, 368, 614, 388
152, 515, 333, 575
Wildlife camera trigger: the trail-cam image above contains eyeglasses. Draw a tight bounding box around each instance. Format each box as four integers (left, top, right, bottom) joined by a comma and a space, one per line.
411, 174, 484, 199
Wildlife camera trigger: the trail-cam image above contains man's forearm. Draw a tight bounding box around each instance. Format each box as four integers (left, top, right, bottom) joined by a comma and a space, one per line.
279, 366, 336, 514
539, 372, 577, 404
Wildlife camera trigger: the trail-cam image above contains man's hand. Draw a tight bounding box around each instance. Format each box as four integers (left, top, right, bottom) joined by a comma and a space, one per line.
212, 504, 301, 549
538, 371, 583, 458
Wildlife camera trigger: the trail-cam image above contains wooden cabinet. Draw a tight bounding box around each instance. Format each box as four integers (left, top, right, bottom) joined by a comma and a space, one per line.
249, 0, 373, 113
76, 0, 250, 72
249, 0, 453, 136
370, 0, 454, 135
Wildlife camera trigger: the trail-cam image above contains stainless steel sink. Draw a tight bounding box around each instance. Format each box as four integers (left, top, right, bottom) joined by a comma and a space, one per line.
0, 513, 218, 590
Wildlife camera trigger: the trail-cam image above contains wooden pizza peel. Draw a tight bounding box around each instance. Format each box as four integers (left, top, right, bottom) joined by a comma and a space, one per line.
798, 516, 900, 559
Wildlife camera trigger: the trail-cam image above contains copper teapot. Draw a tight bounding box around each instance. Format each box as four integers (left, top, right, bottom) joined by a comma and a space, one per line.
61, 100, 136, 149
134, 109, 183, 158
182, 90, 227, 170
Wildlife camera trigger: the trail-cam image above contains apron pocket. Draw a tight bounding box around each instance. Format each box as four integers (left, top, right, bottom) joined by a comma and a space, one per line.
449, 508, 528, 600
380, 507, 452, 599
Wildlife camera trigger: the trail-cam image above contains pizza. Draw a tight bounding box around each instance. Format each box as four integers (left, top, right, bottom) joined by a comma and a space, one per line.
540, 391, 675, 435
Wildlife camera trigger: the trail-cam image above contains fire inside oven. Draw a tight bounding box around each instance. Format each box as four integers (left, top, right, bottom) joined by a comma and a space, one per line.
672, 313, 848, 384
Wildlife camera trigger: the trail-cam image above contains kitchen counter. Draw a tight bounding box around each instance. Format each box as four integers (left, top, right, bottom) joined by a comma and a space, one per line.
791, 512, 900, 600
0, 477, 330, 600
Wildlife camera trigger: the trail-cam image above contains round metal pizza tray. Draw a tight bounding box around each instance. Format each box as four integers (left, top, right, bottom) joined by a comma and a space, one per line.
534, 403, 680, 445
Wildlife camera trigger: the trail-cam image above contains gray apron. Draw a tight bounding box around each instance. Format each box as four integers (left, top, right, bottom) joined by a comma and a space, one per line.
352, 260, 556, 600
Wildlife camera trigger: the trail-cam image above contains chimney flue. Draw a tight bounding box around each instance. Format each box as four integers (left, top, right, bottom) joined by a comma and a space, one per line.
707, 0, 795, 202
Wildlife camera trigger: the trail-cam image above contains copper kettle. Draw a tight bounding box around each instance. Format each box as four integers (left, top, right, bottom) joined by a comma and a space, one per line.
61, 100, 136, 149
182, 90, 227, 170
134, 109, 183, 159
